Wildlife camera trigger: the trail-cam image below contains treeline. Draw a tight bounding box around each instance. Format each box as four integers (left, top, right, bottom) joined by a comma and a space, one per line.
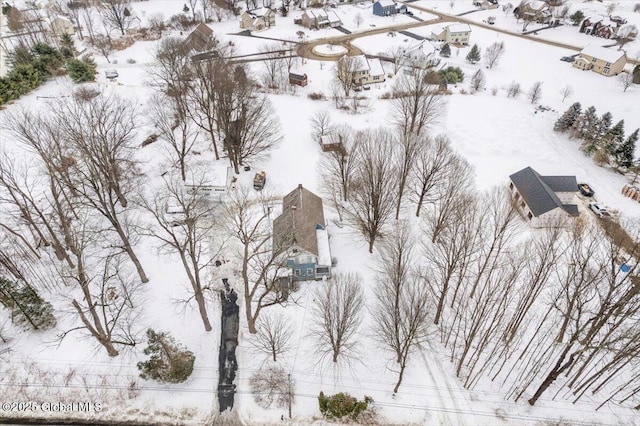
554, 102, 639, 170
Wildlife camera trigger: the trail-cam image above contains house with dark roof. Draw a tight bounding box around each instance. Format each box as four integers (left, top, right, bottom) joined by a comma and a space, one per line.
273, 185, 331, 281
183, 23, 214, 52
508, 167, 579, 227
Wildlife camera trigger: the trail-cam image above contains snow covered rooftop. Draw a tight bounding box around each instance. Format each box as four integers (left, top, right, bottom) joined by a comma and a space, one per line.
447, 23, 472, 34
184, 163, 232, 188
316, 228, 331, 267
367, 57, 385, 77
580, 45, 626, 63
246, 7, 271, 17
376, 0, 396, 7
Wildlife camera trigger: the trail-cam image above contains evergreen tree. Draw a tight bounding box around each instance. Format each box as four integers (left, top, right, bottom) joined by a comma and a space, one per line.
553, 102, 581, 132
606, 120, 626, 160
616, 129, 638, 170
440, 43, 451, 57
570, 10, 585, 26
60, 33, 76, 59
0, 277, 56, 330
571, 106, 598, 154
66, 55, 97, 83
466, 44, 481, 64
596, 112, 613, 142
137, 329, 195, 383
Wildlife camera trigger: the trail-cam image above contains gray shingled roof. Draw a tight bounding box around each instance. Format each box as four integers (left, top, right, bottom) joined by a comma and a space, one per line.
273, 185, 325, 256
509, 167, 577, 217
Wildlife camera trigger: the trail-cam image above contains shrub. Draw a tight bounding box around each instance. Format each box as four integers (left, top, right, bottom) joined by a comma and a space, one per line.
126, 58, 136, 64
66, 55, 97, 83
439, 66, 464, 84
318, 391, 373, 421
0, 278, 56, 330
137, 329, 195, 383
307, 92, 326, 100
570, 10, 585, 26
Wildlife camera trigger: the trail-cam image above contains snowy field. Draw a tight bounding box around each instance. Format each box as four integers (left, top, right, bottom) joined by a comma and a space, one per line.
1, 0, 640, 425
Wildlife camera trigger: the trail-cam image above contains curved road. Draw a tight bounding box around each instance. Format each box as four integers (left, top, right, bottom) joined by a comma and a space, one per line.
297, 15, 450, 60
297, 5, 639, 66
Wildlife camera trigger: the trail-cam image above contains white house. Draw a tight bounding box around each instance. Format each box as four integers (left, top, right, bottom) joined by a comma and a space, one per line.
508, 167, 579, 228
400, 39, 440, 71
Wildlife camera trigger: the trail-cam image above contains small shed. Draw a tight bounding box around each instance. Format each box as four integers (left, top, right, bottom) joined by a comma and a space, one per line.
289, 70, 308, 86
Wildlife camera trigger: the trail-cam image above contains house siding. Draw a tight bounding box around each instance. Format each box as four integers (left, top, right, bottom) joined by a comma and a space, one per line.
573, 53, 626, 76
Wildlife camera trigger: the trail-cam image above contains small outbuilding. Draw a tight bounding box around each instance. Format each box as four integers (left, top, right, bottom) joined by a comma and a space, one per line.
289, 70, 308, 86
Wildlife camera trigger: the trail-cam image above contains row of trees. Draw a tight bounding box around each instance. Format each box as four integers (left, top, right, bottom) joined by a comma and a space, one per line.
555, 102, 639, 170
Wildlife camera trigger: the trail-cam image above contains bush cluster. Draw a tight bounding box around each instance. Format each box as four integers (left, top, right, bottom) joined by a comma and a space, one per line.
0, 277, 56, 330
318, 391, 373, 421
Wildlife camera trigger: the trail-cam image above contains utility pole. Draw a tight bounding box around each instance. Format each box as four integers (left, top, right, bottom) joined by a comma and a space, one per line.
287, 373, 292, 419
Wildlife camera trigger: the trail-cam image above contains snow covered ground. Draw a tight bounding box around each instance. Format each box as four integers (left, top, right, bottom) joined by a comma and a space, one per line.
1, 0, 640, 424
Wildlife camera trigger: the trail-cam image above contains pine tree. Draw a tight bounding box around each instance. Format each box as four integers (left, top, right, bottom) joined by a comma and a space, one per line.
596, 112, 612, 143
66, 55, 97, 83
137, 329, 195, 383
60, 33, 76, 59
606, 120, 625, 160
615, 128, 637, 169
553, 102, 581, 132
571, 106, 598, 154
440, 43, 451, 57
466, 44, 481, 64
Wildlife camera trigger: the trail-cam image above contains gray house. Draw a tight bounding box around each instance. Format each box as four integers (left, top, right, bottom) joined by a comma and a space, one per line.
508, 167, 579, 227
273, 185, 331, 281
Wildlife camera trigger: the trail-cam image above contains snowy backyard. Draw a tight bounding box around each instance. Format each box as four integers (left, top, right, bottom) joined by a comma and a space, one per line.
1, 0, 640, 425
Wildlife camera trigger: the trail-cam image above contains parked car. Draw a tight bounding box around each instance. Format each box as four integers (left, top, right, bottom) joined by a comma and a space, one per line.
578, 183, 595, 197
589, 202, 610, 218
560, 56, 575, 62
105, 69, 119, 79
487, 16, 496, 25
406, 11, 414, 16
253, 171, 266, 190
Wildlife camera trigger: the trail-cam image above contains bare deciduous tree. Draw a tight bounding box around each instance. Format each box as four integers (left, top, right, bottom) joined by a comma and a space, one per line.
251, 365, 294, 411
336, 55, 362, 97
470, 69, 486, 93
249, 313, 295, 362
426, 154, 474, 244
617, 72, 634, 92
484, 41, 505, 69
391, 68, 445, 136
223, 95, 282, 174
560, 85, 573, 102
311, 273, 364, 364
394, 133, 423, 220
507, 81, 521, 98
224, 186, 289, 334
373, 223, 430, 393
354, 12, 363, 28
259, 43, 286, 90
528, 81, 543, 104
310, 110, 333, 143
348, 130, 398, 253
101, 0, 134, 36
149, 94, 198, 182
140, 172, 224, 332
411, 135, 454, 217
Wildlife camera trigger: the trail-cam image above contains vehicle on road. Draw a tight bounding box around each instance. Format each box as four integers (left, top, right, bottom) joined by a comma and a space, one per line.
406, 11, 414, 16
253, 171, 266, 190
578, 183, 595, 197
589, 202, 610, 218
560, 56, 576, 62
487, 16, 496, 25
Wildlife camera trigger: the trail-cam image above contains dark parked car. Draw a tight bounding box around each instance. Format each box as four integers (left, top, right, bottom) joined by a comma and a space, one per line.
406, 11, 414, 16
561, 56, 576, 62
578, 183, 595, 197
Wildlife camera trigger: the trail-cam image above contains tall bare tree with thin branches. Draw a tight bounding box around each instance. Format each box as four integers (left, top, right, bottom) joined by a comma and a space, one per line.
311, 272, 365, 364
391, 68, 445, 136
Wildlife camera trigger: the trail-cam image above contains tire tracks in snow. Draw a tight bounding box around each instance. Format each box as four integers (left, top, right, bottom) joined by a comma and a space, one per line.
421, 347, 469, 426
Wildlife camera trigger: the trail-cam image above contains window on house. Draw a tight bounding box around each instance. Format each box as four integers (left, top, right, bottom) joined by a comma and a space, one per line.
520, 201, 525, 209
317, 267, 330, 274
527, 212, 533, 220
292, 248, 298, 253
605, 62, 611, 67
515, 192, 520, 201
509, 182, 514, 190
294, 269, 301, 276
306, 268, 313, 275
